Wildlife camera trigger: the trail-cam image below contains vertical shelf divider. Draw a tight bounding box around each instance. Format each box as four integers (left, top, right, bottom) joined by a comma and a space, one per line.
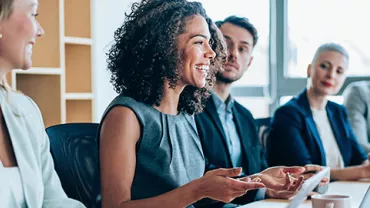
11, 0, 94, 127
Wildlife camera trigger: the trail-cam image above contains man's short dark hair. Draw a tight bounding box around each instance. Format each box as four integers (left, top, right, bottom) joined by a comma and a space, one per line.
217, 15, 258, 47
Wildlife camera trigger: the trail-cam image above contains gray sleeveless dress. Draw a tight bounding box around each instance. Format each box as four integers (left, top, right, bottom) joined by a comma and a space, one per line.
100, 95, 205, 207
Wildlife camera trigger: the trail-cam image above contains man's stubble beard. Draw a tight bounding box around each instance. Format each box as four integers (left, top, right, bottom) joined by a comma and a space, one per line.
215, 70, 244, 84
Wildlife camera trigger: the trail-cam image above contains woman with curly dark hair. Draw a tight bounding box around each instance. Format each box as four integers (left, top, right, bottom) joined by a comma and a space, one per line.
98, 0, 304, 207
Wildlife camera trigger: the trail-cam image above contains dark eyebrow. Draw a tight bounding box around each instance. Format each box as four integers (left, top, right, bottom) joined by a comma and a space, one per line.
321, 60, 345, 70
223, 35, 251, 46
190, 34, 210, 40
321, 60, 333, 67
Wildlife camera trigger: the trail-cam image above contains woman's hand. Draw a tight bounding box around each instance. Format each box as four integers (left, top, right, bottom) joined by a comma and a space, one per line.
196, 168, 265, 203
296, 165, 329, 186
239, 166, 305, 199
360, 153, 370, 178
249, 166, 305, 191
260, 165, 329, 199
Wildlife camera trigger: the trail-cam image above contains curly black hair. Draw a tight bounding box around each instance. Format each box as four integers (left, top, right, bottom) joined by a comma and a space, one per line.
107, 0, 226, 114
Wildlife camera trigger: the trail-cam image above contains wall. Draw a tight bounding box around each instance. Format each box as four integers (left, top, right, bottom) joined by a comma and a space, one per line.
91, 0, 137, 121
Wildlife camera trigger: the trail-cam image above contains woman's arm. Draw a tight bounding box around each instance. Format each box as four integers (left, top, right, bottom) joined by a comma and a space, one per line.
331, 156, 370, 181
329, 107, 370, 181
100, 106, 265, 208
330, 165, 366, 181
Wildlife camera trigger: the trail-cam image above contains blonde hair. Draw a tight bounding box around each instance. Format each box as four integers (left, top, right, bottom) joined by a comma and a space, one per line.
0, 0, 14, 91
311, 43, 349, 65
0, 0, 13, 20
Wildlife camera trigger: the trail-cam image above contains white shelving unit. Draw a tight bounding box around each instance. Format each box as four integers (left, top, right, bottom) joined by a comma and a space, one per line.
65, 93, 94, 100
8, 0, 94, 127
64, 37, 92, 45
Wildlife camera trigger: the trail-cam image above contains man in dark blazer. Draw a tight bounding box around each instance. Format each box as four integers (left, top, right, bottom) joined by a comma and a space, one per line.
195, 16, 268, 206
195, 16, 326, 208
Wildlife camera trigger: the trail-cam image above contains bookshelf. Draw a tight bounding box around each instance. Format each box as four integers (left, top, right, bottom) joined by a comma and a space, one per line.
9, 0, 94, 127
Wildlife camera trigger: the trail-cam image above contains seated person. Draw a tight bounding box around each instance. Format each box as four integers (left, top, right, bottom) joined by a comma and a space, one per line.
195, 16, 265, 178
195, 16, 324, 205
343, 81, 370, 153
0, 0, 85, 207
98, 1, 307, 207
267, 43, 370, 181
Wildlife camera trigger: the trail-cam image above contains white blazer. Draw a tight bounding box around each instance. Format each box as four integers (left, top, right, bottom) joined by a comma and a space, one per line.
0, 88, 85, 208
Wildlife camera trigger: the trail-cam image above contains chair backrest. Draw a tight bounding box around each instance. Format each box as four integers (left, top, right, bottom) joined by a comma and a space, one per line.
255, 117, 271, 148
46, 123, 100, 208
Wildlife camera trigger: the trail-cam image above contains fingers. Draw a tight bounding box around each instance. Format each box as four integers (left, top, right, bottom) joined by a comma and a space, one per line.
240, 182, 266, 190
238, 177, 261, 183
281, 166, 306, 174
265, 173, 293, 191
230, 180, 264, 199
301, 173, 315, 180
304, 164, 323, 173
282, 173, 292, 190
227, 180, 265, 202
252, 177, 262, 183
291, 165, 324, 179
273, 173, 302, 192
321, 177, 329, 183
207, 167, 242, 177
289, 176, 304, 191
266, 176, 304, 199
319, 177, 330, 186
231, 179, 266, 191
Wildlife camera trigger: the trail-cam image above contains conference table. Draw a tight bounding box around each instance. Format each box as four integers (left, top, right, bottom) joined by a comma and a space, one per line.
240, 181, 370, 208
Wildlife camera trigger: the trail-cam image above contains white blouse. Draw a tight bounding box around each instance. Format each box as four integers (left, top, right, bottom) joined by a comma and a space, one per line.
0, 161, 26, 208
311, 108, 344, 168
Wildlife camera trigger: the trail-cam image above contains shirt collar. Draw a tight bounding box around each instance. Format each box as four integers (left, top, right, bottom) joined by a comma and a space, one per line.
211, 92, 234, 113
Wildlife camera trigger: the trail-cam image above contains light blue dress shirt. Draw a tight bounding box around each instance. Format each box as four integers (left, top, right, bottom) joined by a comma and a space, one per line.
211, 93, 244, 170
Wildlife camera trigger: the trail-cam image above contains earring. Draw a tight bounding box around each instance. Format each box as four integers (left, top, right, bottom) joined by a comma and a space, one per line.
0, 34, 2, 39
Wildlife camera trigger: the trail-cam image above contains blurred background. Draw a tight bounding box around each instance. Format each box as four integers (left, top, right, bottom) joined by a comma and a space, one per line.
15, 0, 370, 127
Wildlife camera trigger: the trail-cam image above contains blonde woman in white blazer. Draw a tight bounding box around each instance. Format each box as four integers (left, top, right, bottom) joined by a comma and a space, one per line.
0, 0, 85, 207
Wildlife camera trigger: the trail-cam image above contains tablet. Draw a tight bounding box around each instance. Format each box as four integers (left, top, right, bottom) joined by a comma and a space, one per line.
286, 167, 330, 208
359, 185, 370, 208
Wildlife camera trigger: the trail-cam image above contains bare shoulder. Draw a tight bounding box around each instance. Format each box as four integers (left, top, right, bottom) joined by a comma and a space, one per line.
100, 106, 141, 143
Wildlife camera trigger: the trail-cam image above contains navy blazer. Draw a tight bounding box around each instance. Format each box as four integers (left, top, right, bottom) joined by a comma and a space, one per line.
194, 97, 267, 207
267, 90, 367, 167
195, 97, 267, 174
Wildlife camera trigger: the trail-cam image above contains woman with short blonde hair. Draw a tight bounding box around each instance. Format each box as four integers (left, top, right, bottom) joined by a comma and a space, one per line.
268, 43, 370, 181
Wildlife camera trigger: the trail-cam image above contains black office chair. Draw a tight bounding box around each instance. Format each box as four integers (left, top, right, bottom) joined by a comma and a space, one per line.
255, 117, 271, 148
46, 123, 100, 208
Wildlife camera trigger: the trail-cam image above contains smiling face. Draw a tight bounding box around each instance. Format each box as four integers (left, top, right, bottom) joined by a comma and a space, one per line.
0, 0, 44, 71
176, 15, 216, 89
308, 50, 348, 96
217, 22, 254, 83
